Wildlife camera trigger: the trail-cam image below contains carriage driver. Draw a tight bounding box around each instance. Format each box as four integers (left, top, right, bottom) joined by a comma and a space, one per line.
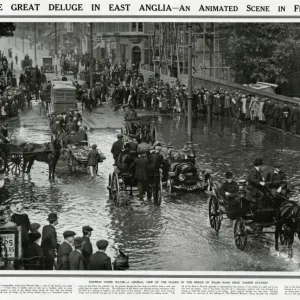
265, 162, 289, 198
247, 158, 266, 208
219, 171, 239, 201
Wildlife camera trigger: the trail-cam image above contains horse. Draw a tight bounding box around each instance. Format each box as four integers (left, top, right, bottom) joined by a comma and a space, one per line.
275, 200, 300, 258
113, 250, 129, 270
22, 136, 64, 180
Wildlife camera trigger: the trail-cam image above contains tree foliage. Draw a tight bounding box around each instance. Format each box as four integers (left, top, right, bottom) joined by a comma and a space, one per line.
0, 23, 16, 37
219, 23, 300, 84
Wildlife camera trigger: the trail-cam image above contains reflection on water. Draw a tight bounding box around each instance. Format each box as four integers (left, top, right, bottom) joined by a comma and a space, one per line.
1, 110, 300, 271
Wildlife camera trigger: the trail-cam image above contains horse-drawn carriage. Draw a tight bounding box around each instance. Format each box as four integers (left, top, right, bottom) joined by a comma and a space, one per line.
67, 143, 106, 174
0, 143, 24, 174
61, 59, 77, 75
122, 120, 156, 145
208, 178, 295, 255
21, 57, 32, 70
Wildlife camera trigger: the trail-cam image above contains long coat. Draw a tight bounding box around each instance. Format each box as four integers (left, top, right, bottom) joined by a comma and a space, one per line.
41, 225, 58, 269
57, 241, 73, 270
147, 153, 163, 175
130, 156, 148, 181
87, 149, 99, 166
248, 167, 263, 195
82, 236, 93, 262
69, 250, 87, 270
111, 140, 123, 161
89, 251, 112, 270
26, 242, 44, 270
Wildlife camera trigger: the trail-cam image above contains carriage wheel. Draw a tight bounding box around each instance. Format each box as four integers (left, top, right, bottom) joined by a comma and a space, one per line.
208, 195, 222, 233
111, 173, 120, 207
234, 218, 248, 251
167, 179, 174, 195
279, 229, 289, 246
108, 173, 112, 200
8, 154, 23, 174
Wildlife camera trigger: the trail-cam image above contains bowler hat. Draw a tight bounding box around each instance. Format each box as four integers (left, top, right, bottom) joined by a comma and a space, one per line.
47, 213, 58, 222
63, 230, 76, 239
73, 237, 83, 248
29, 232, 41, 242
30, 223, 41, 232
253, 158, 263, 166
82, 226, 93, 232
226, 171, 233, 179
96, 239, 109, 249
274, 162, 283, 168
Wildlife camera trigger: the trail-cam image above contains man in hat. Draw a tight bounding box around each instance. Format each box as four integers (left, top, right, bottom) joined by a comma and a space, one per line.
265, 162, 288, 200
89, 240, 112, 270
57, 230, 76, 270
30, 223, 41, 233
41, 213, 59, 270
247, 158, 266, 208
127, 135, 138, 152
219, 171, 239, 202
87, 144, 100, 180
111, 133, 124, 163
137, 137, 150, 153
26, 232, 44, 270
69, 237, 88, 270
82, 226, 93, 263
130, 151, 151, 201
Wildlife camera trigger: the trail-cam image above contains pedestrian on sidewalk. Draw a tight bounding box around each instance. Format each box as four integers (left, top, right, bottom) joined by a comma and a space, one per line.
87, 144, 100, 180
82, 226, 93, 263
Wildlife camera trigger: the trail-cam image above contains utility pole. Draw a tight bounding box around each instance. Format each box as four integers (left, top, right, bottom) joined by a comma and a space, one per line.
55, 22, 58, 76
34, 23, 37, 65
22, 27, 24, 53
187, 23, 193, 148
90, 23, 93, 89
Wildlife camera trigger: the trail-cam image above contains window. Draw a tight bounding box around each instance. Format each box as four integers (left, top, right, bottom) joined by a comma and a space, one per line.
66, 23, 73, 33
138, 23, 143, 32
131, 23, 137, 32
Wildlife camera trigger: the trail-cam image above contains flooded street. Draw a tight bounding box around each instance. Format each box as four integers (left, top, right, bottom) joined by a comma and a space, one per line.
1, 104, 300, 271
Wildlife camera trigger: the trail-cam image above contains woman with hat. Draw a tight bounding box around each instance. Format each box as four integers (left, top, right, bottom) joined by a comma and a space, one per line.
87, 144, 100, 180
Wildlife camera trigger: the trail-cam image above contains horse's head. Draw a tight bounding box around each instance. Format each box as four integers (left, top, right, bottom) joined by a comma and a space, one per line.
113, 250, 129, 271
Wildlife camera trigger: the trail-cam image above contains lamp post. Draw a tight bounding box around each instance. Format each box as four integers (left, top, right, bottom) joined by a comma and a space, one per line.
187, 23, 193, 149
34, 23, 37, 65
89, 22, 93, 89
54, 23, 58, 76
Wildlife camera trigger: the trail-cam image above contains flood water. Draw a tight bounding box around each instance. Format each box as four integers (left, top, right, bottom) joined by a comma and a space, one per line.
1, 104, 300, 271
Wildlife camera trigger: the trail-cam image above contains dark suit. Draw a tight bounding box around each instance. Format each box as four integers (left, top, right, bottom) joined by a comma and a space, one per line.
82, 236, 93, 262
26, 242, 44, 270
41, 225, 58, 270
69, 250, 87, 270
111, 139, 124, 162
57, 241, 73, 270
130, 156, 150, 200
247, 167, 264, 205
89, 251, 112, 270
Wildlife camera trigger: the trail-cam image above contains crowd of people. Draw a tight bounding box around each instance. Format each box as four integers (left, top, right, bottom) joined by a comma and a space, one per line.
0, 204, 113, 270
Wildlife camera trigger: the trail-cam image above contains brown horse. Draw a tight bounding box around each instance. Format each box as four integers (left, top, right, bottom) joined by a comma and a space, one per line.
22, 137, 64, 180
275, 200, 300, 258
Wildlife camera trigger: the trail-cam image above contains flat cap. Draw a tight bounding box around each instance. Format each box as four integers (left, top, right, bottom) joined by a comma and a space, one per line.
30, 223, 41, 232
63, 230, 76, 238
82, 226, 93, 232
74, 237, 83, 247
29, 232, 41, 242
47, 212, 58, 222
96, 239, 109, 249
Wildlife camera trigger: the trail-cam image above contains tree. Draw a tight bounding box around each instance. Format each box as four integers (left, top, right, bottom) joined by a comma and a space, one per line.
219, 23, 300, 84
0, 23, 16, 37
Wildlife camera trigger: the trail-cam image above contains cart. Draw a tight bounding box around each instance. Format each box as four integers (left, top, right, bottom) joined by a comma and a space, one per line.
0, 143, 24, 174
107, 167, 163, 207
42, 56, 54, 73
67, 144, 106, 173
